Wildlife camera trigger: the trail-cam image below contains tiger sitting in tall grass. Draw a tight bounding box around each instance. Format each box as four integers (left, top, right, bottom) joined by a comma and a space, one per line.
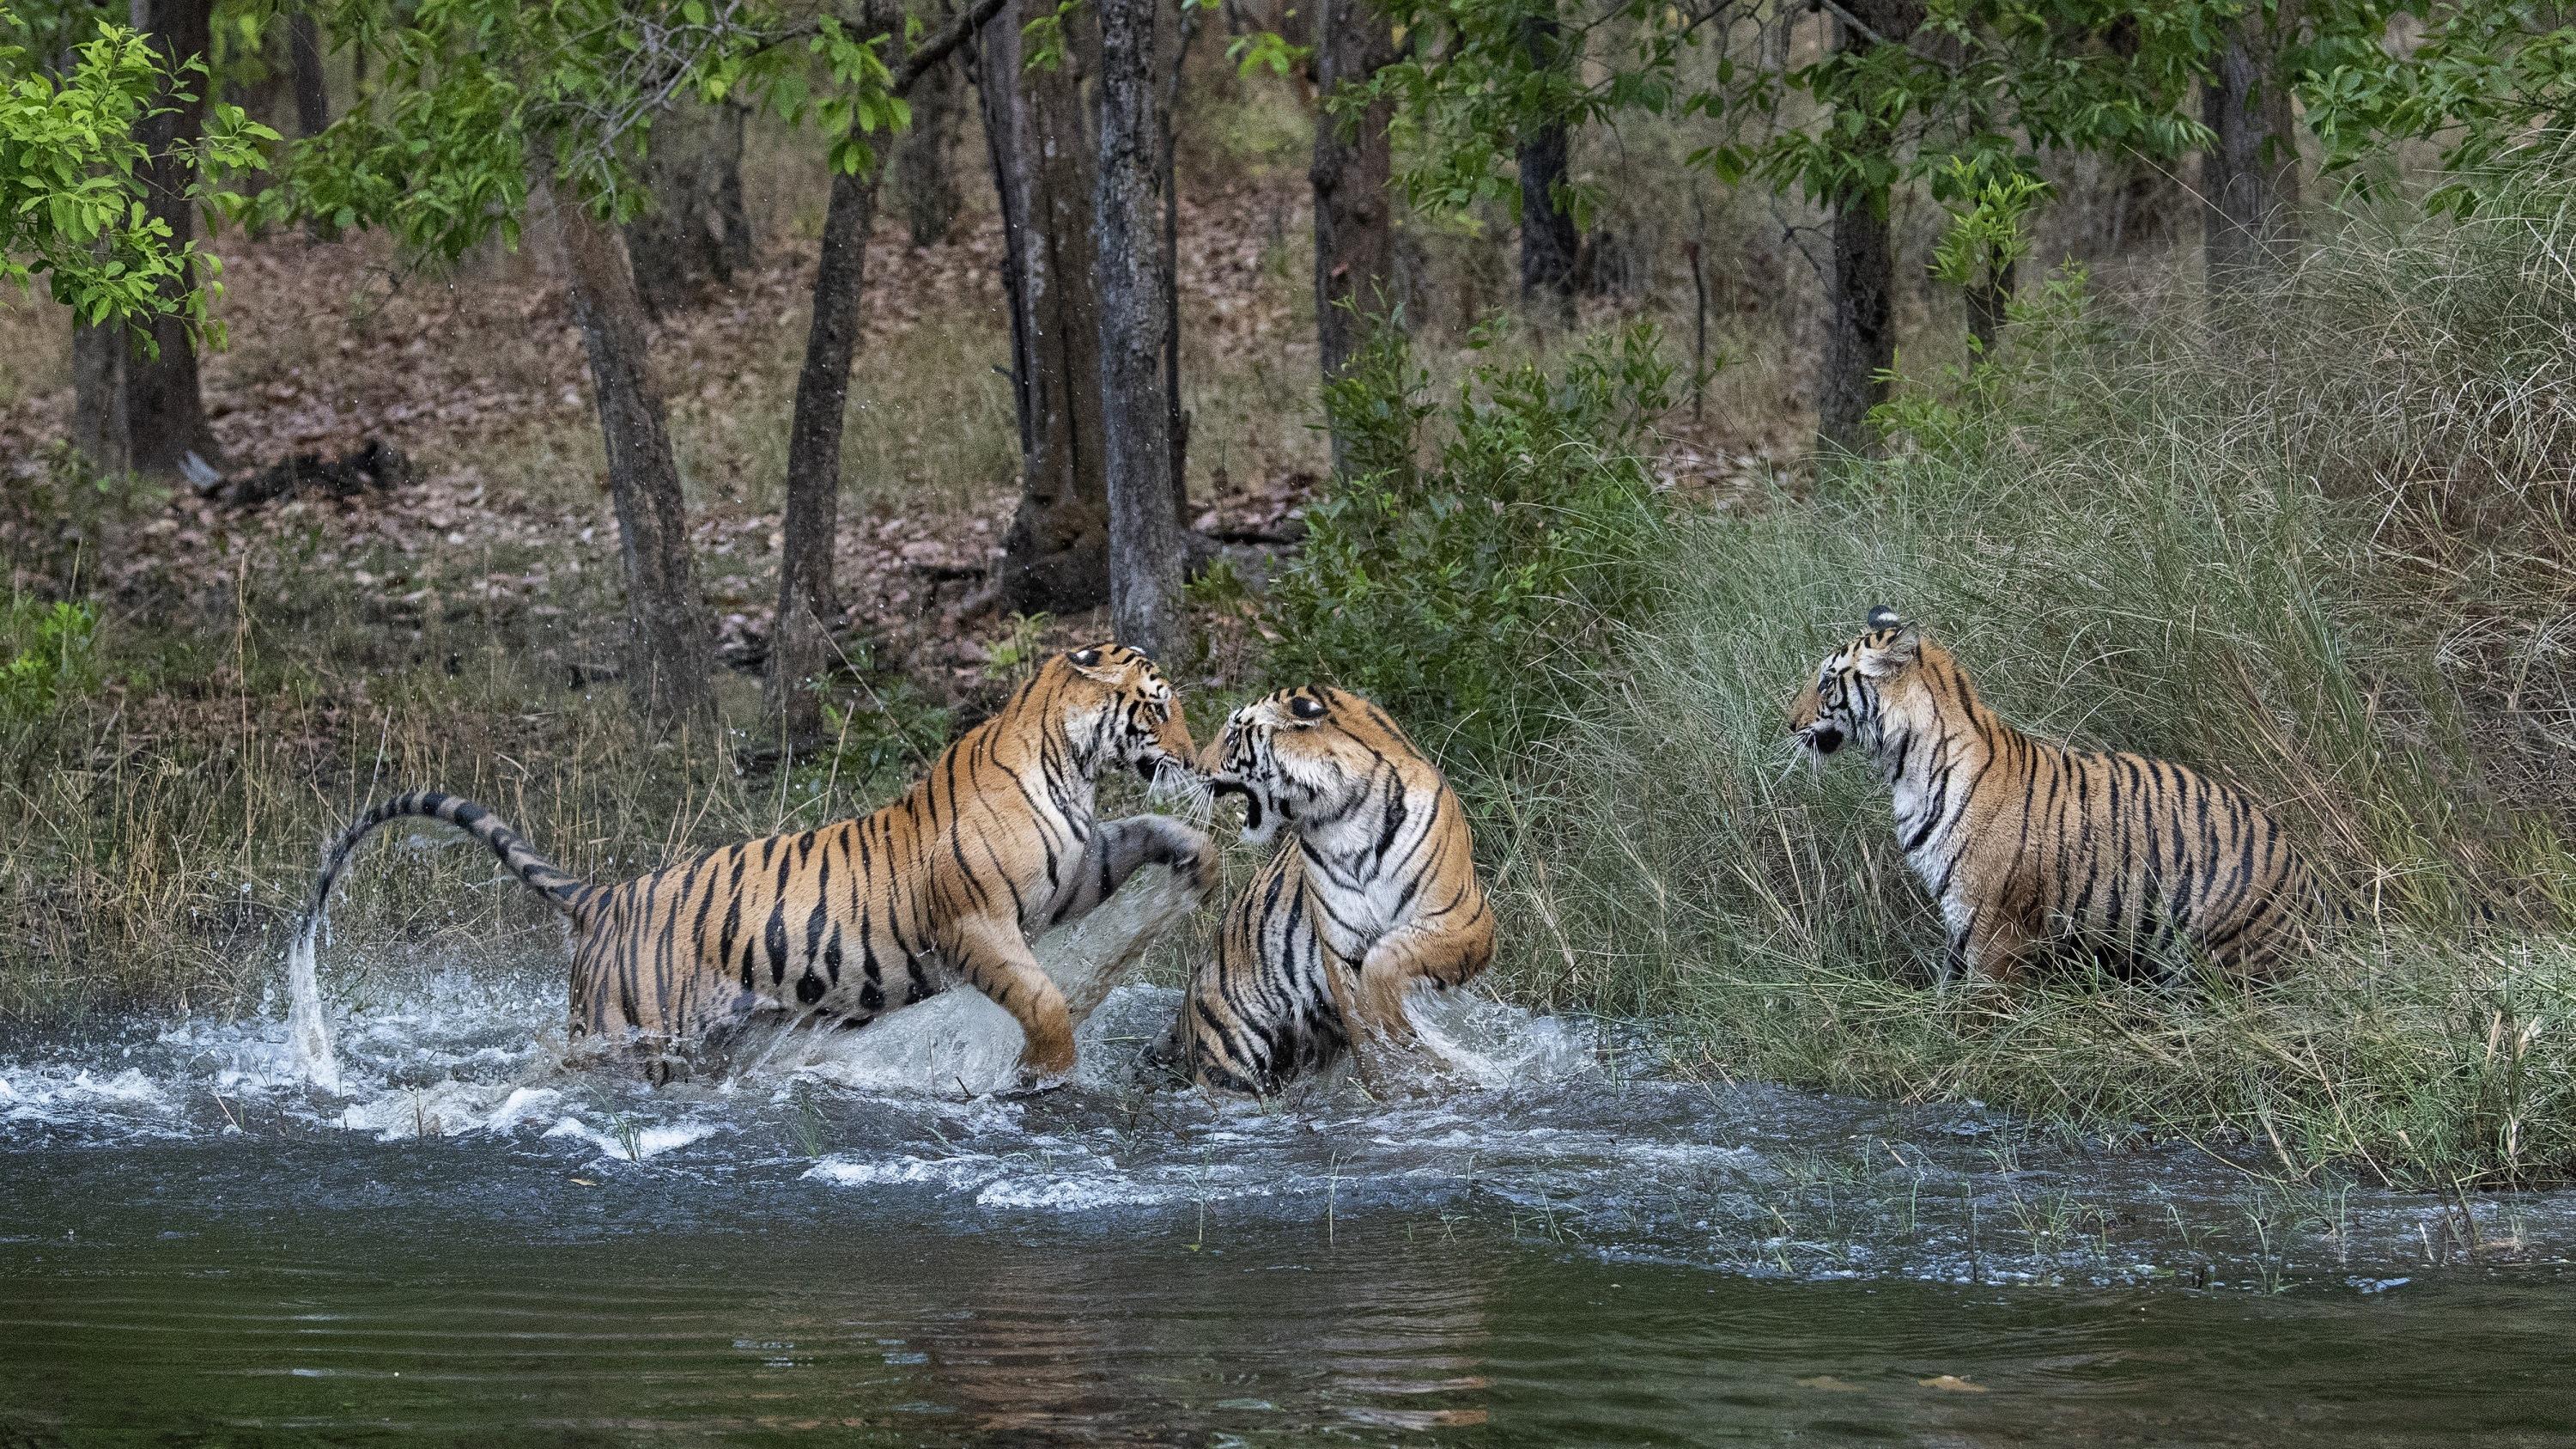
293, 644, 1215, 1087
1161, 686, 1494, 1093
1789, 608, 2330, 985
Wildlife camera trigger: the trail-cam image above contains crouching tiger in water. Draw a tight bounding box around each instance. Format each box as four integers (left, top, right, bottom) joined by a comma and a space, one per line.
1160, 686, 1493, 1093
295, 645, 1215, 1084
1789, 607, 2330, 984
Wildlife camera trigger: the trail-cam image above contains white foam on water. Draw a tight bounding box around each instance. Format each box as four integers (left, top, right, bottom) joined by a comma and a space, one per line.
544, 1114, 726, 1162
337, 1084, 566, 1142
284, 917, 345, 1095
0, 1066, 185, 1137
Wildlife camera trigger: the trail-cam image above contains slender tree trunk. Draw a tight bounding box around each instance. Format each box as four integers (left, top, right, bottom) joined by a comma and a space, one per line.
1968, 253, 2015, 356
1814, 0, 1919, 458
70, 320, 130, 477
1311, 0, 1399, 476
1515, 6, 1577, 325
765, 0, 1011, 747
2201, 10, 2302, 289
623, 100, 754, 318
112, 0, 219, 481
289, 7, 329, 137
1818, 186, 1894, 456
1159, 0, 1194, 526
544, 178, 715, 728
894, 46, 963, 247
1094, 0, 1186, 659
764, 168, 881, 746
978, 0, 1113, 614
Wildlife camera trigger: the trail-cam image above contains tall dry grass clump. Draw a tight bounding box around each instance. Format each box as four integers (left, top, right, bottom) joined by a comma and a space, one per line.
1487, 141, 2576, 1187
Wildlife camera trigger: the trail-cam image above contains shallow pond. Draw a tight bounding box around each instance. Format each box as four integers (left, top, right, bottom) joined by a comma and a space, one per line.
5, 947, 2574, 1445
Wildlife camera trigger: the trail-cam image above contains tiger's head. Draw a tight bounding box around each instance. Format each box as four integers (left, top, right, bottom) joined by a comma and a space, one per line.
1200, 685, 1413, 847
1052, 643, 1196, 786
1789, 606, 1926, 760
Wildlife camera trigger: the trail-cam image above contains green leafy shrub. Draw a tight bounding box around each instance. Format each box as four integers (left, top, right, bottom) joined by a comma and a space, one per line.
1261, 322, 1674, 770
0, 598, 98, 722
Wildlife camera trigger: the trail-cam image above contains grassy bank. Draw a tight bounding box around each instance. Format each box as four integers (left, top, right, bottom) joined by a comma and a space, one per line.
1459, 150, 2576, 1189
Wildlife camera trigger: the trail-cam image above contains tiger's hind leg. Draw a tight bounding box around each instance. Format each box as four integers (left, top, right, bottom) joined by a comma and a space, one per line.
1044, 815, 1218, 928
1941, 904, 2032, 992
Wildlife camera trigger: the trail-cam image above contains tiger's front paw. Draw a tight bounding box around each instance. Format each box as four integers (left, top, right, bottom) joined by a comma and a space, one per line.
999, 1071, 1072, 1100
1157, 820, 1219, 898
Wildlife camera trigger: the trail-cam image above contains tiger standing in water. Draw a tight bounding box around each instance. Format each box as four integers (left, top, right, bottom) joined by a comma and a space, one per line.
1789, 607, 2330, 985
295, 645, 1215, 1085
1163, 686, 1494, 1093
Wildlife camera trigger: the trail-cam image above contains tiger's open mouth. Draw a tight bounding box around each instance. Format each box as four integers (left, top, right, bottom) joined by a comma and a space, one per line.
1798, 724, 1845, 757
1208, 776, 1262, 831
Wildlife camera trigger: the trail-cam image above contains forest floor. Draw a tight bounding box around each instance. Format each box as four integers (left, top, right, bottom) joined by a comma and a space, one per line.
0, 159, 1796, 713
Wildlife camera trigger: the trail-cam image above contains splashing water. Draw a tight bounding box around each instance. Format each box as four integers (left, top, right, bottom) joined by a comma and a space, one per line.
723, 863, 1206, 1095
13, 861, 2576, 1293
283, 916, 344, 1095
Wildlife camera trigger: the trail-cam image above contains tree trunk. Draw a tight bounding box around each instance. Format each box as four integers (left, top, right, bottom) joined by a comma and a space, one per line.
1814, 0, 1919, 458
764, 167, 881, 748
977, 0, 1113, 615
1160, 0, 1193, 527
1311, 0, 1398, 476
2201, 13, 2301, 289
623, 100, 754, 318
1818, 186, 1895, 456
1515, 7, 1577, 325
544, 179, 715, 728
108, 0, 219, 481
289, 7, 329, 137
1968, 253, 2015, 356
1094, 0, 1186, 660
894, 46, 963, 247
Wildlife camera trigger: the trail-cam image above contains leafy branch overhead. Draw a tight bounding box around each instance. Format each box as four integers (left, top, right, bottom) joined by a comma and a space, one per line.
264, 0, 1005, 263
0, 7, 270, 330
1364, 0, 2224, 287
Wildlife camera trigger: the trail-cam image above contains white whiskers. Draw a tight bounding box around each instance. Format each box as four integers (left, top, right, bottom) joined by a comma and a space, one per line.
1145, 758, 1216, 826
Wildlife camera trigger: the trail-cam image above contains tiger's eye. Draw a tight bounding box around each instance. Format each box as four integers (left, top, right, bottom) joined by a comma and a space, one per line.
1290, 695, 1327, 721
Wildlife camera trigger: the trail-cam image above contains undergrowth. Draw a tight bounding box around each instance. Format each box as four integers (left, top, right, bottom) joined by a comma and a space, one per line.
1470, 142, 2576, 1189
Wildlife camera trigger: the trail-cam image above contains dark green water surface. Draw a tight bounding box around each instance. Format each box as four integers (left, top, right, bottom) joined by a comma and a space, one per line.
5, 970, 2573, 1445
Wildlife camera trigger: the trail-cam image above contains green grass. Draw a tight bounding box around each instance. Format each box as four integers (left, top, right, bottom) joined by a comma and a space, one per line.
1469, 147, 2576, 1189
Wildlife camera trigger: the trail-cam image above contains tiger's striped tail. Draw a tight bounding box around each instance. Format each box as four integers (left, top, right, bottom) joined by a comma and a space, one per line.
285, 791, 591, 1093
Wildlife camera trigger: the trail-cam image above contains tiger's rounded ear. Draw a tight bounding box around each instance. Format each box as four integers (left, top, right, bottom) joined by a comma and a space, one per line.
1856, 624, 1921, 678
1289, 694, 1328, 721
1068, 645, 1116, 679
1865, 605, 1903, 631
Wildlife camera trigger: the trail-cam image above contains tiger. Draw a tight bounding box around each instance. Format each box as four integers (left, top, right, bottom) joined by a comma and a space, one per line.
1159, 685, 1494, 1093
1788, 606, 2330, 985
295, 644, 1216, 1085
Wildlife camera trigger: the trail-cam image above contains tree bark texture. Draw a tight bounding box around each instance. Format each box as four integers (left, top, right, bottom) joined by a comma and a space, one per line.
1311, 0, 1399, 476
978, 0, 1114, 616
288, 7, 329, 138
101, 0, 220, 480
894, 46, 963, 247
1818, 187, 1894, 456
623, 99, 754, 318
1515, 8, 1577, 323
1094, 0, 1187, 661
545, 180, 715, 728
1159, 0, 1194, 523
1814, 0, 1920, 458
764, 167, 882, 746
1967, 254, 2015, 357
2201, 13, 2301, 289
